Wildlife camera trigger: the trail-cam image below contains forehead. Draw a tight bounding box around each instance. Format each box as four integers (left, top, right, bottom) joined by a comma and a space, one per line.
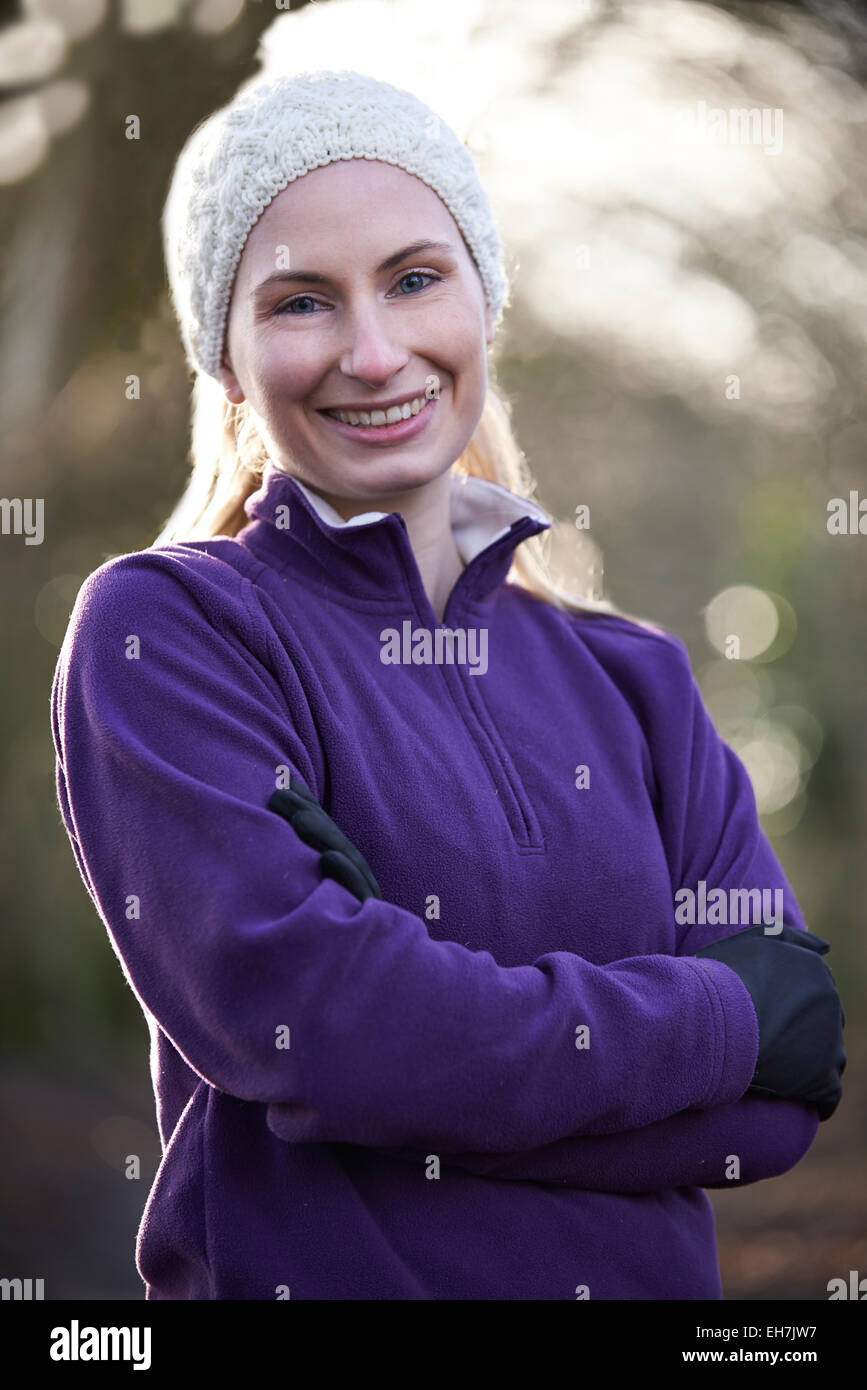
239, 159, 460, 272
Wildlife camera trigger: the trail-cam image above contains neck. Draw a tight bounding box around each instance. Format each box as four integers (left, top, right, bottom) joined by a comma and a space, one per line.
309, 470, 465, 624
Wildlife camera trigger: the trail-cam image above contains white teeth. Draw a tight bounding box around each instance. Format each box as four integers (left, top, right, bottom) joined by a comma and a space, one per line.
327, 394, 429, 426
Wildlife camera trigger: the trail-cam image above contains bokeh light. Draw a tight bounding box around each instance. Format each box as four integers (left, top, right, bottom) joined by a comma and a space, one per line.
704, 584, 780, 659
732, 719, 804, 815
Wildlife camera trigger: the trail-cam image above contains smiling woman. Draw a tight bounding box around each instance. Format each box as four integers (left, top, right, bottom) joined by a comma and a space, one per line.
49, 64, 844, 1304
154, 72, 606, 623
216, 156, 493, 549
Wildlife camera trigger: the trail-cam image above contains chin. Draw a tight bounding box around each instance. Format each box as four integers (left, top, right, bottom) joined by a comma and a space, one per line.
326, 455, 457, 500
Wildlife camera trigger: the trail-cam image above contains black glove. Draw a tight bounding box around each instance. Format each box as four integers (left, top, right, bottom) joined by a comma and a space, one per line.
694, 923, 846, 1121
268, 777, 382, 903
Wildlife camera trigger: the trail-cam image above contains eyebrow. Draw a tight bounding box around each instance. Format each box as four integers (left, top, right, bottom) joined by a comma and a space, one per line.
250, 240, 457, 299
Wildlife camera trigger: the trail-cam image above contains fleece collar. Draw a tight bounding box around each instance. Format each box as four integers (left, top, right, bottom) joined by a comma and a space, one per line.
241, 458, 552, 609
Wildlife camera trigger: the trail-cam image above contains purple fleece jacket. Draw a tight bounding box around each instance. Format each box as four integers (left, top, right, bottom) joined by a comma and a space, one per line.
50, 459, 819, 1300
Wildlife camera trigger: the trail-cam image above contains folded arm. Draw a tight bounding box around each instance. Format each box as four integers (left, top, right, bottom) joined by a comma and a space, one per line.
376, 1094, 818, 1191
373, 628, 824, 1187
50, 555, 760, 1154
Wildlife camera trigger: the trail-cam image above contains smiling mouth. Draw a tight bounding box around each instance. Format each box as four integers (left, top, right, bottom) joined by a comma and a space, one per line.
320, 392, 434, 428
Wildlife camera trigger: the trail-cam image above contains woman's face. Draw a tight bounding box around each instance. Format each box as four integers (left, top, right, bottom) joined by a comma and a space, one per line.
220, 159, 494, 514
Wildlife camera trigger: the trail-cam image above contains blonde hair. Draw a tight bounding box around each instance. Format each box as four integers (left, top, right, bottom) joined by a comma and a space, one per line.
152, 367, 655, 627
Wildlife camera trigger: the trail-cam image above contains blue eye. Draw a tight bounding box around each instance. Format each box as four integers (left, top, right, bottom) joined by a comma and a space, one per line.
396, 270, 440, 294
274, 295, 319, 316
273, 270, 442, 317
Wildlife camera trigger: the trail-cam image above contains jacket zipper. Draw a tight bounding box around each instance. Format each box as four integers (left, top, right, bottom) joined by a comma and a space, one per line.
397, 517, 546, 854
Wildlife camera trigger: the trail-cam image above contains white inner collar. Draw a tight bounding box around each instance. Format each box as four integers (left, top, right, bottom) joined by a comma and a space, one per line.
289, 468, 550, 567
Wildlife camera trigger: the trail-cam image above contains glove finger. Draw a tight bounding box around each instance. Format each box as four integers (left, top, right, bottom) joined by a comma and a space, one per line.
288, 804, 349, 855
270, 793, 350, 858
268, 780, 328, 827
327, 828, 377, 895
322, 843, 382, 899
268, 787, 311, 826
763, 923, 830, 954
270, 788, 381, 896
784, 1043, 846, 1116
747, 1072, 843, 1119
695, 922, 830, 954
290, 807, 380, 893
289, 775, 319, 805
785, 926, 831, 954
286, 793, 380, 883
812, 1082, 843, 1122
320, 849, 380, 902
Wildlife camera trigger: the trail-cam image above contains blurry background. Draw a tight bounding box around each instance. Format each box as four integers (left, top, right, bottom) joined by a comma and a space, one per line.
1, 0, 865, 1299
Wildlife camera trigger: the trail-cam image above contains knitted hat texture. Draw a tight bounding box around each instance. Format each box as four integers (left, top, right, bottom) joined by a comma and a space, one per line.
162, 69, 508, 379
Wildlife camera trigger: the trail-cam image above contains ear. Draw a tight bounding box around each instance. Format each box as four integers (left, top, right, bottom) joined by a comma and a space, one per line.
484, 300, 495, 346
217, 358, 245, 405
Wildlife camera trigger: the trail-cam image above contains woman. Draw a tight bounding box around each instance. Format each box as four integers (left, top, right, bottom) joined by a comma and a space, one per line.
50, 68, 845, 1300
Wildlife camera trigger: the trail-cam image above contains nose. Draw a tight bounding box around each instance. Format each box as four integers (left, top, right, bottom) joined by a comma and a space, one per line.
338, 299, 409, 387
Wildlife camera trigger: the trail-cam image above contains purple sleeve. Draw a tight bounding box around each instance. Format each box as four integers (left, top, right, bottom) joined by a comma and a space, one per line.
50, 555, 760, 1153
382, 633, 820, 1187
380, 1096, 818, 1191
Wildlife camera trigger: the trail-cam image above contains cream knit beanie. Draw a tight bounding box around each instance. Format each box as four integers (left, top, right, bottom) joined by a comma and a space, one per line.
161, 68, 508, 381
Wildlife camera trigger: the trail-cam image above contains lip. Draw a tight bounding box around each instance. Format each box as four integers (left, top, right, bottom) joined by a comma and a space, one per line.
320, 388, 435, 413
316, 394, 439, 446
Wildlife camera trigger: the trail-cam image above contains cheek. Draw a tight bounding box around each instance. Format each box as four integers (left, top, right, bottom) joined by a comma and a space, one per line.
434, 293, 488, 365
441, 316, 489, 396
252, 338, 324, 408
